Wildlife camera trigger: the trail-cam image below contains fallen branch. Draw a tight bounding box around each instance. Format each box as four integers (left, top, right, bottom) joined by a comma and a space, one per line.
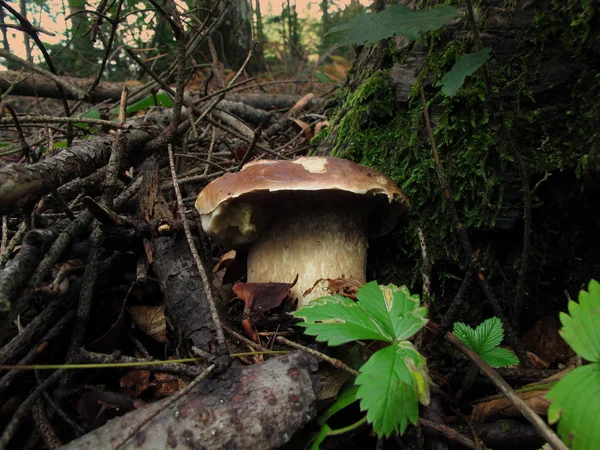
61, 352, 318, 450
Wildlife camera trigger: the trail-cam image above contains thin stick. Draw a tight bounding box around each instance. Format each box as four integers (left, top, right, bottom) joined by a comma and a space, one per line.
223, 325, 271, 353
276, 336, 358, 377
109, 364, 216, 448
167, 143, 225, 347
446, 332, 567, 450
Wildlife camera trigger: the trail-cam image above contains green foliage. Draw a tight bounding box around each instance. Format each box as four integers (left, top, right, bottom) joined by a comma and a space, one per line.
547, 279, 600, 450
452, 317, 519, 367
557, 279, 600, 362
75, 108, 101, 128
436, 48, 491, 97
109, 93, 174, 116
293, 282, 430, 437
328, 4, 461, 46
311, 385, 360, 448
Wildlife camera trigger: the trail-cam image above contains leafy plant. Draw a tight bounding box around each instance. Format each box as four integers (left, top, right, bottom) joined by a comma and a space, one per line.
109, 92, 174, 116
452, 317, 519, 367
293, 281, 430, 437
435, 48, 491, 97
547, 279, 600, 450
329, 4, 489, 97
328, 4, 461, 46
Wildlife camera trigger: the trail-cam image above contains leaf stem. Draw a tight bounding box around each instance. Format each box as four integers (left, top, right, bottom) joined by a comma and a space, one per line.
326, 416, 368, 436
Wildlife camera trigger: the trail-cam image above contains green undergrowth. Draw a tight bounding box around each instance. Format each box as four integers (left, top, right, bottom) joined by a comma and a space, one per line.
313, 0, 600, 308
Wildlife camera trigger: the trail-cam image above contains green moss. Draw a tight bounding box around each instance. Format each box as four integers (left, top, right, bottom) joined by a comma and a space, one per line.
318, 0, 600, 298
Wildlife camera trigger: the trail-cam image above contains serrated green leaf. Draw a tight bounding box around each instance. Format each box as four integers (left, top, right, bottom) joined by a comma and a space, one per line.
357, 282, 428, 342
293, 294, 393, 345
436, 48, 491, 96
356, 342, 429, 437
481, 347, 519, 368
453, 321, 479, 352
475, 317, 504, 355
293, 282, 427, 346
547, 363, 600, 450
559, 279, 600, 362
327, 4, 461, 46
453, 317, 518, 367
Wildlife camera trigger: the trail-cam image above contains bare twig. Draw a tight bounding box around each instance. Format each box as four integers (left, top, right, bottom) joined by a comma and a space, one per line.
0, 366, 66, 449
0, 49, 86, 100
276, 335, 358, 376
0, 115, 128, 129
167, 143, 226, 348
446, 332, 567, 450
419, 418, 477, 450
3, 104, 33, 162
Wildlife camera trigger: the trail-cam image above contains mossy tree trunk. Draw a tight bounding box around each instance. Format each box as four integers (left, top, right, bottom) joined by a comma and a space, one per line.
316, 0, 600, 327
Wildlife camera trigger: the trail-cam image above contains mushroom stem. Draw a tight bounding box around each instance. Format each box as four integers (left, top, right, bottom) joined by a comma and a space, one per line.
247, 208, 368, 308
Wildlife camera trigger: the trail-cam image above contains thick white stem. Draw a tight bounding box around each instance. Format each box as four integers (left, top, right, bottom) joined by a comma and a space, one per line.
247, 208, 368, 308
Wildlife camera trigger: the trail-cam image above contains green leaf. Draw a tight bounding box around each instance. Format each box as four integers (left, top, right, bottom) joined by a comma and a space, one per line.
481, 347, 520, 368
318, 385, 359, 425
292, 294, 393, 345
109, 92, 174, 116
559, 279, 600, 362
547, 363, 600, 450
293, 281, 428, 346
436, 48, 491, 97
356, 342, 430, 437
453, 317, 518, 367
75, 108, 101, 128
327, 4, 461, 46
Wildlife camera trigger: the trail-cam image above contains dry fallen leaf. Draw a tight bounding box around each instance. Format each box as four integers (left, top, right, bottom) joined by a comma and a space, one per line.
129, 304, 167, 343
304, 277, 364, 299
523, 316, 575, 366
119, 370, 151, 398
153, 372, 182, 398
471, 389, 551, 423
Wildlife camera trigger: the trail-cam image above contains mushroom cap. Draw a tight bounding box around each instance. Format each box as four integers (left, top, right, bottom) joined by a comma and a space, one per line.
195, 156, 410, 246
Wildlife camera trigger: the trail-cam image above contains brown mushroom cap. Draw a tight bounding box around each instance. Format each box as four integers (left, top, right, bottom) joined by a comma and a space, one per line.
195, 156, 410, 246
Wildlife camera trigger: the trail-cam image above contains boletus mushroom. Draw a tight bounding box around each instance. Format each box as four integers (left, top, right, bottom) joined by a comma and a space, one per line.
195, 156, 409, 308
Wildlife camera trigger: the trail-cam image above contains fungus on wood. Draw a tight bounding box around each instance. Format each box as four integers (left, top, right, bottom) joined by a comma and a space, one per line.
195, 156, 409, 308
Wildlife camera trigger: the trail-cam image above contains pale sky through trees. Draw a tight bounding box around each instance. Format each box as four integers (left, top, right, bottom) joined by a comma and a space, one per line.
3, 0, 371, 63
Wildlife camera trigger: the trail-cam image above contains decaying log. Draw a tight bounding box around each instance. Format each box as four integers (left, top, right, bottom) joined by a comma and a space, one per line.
0, 71, 129, 103
61, 351, 318, 450
225, 93, 324, 111
152, 234, 217, 353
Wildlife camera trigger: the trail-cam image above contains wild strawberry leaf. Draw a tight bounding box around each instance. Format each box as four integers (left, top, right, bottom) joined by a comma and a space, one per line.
293, 281, 428, 346
356, 342, 430, 437
453, 317, 518, 367
547, 363, 600, 450
559, 279, 600, 362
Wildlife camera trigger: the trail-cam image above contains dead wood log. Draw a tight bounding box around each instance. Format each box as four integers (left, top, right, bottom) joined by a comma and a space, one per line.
152, 234, 217, 353
0, 72, 325, 113
0, 71, 129, 103
0, 110, 175, 216
61, 351, 318, 450
224, 93, 324, 111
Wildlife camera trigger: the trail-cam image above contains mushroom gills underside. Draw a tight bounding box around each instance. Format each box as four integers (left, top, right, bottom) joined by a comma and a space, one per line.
247, 208, 368, 308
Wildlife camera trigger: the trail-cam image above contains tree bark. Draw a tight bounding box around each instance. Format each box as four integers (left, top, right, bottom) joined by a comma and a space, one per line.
61, 352, 319, 450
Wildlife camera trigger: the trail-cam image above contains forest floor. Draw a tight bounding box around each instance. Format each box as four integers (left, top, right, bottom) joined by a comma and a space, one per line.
0, 69, 581, 450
